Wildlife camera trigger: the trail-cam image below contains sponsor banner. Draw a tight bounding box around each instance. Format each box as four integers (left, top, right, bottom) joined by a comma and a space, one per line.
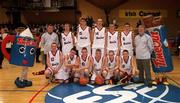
147, 25, 173, 73
119, 10, 167, 18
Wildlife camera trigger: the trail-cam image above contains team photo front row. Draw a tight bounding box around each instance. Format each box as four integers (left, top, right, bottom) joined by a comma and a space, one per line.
44, 42, 155, 87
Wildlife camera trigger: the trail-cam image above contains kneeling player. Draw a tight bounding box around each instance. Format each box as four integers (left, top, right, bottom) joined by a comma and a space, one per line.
78, 47, 93, 83
44, 43, 63, 83
91, 49, 106, 84
119, 50, 137, 84
103, 50, 120, 84
64, 47, 80, 83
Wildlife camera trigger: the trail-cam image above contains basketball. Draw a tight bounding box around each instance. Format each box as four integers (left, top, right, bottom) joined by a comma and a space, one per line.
95, 75, 104, 85
79, 76, 89, 85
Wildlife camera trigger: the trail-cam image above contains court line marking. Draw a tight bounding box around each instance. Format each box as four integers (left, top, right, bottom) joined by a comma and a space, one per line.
138, 86, 177, 103
87, 84, 94, 88
0, 89, 48, 92
29, 83, 50, 103
47, 92, 62, 100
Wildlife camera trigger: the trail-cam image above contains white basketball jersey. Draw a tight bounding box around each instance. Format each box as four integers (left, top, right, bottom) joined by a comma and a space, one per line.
92, 27, 105, 48
107, 31, 118, 50
67, 54, 77, 65
93, 56, 103, 70
48, 50, 60, 68
77, 26, 91, 47
80, 55, 90, 68
121, 56, 132, 71
107, 56, 116, 69
62, 32, 73, 55
121, 31, 133, 50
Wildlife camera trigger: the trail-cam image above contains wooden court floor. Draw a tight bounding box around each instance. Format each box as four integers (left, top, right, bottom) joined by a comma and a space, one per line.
0, 56, 179, 103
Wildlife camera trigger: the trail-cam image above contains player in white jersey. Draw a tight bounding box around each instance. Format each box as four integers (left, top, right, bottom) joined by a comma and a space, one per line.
61, 23, 75, 55
91, 49, 106, 84
92, 18, 107, 56
102, 50, 120, 84
120, 23, 134, 56
107, 24, 120, 56
120, 50, 138, 84
63, 47, 80, 83
79, 47, 93, 82
44, 43, 63, 83
77, 18, 91, 55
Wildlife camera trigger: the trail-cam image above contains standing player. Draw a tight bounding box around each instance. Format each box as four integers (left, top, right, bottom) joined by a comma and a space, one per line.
120, 23, 134, 56
41, 24, 60, 69
44, 43, 63, 83
91, 18, 107, 56
64, 47, 80, 83
77, 18, 91, 55
102, 50, 120, 84
61, 23, 75, 55
91, 49, 106, 84
79, 47, 93, 82
120, 50, 138, 84
107, 24, 120, 56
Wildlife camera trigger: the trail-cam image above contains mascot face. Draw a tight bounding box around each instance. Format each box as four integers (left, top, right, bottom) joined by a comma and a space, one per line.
10, 36, 36, 67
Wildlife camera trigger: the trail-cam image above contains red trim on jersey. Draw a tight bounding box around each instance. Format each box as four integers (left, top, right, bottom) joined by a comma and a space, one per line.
80, 26, 87, 31
123, 31, 130, 36
96, 27, 103, 31
109, 31, 116, 35
51, 50, 58, 56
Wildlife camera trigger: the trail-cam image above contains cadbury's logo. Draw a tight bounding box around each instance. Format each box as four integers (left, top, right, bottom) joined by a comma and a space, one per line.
17, 38, 36, 46
150, 31, 167, 68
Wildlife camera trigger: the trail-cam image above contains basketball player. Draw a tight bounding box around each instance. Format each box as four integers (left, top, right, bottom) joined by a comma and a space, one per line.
79, 47, 93, 82
91, 18, 107, 56
91, 49, 106, 84
64, 47, 80, 83
120, 23, 134, 56
102, 50, 120, 84
44, 42, 63, 83
61, 23, 75, 55
120, 50, 137, 84
77, 18, 91, 55
107, 23, 120, 56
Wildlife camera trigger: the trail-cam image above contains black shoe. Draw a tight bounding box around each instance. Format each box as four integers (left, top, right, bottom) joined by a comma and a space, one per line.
23, 80, 32, 87
148, 83, 153, 88
14, 77, 26, 88
0, 66, 2, 69
134, 80, 144, 83
36, 60, 41, 63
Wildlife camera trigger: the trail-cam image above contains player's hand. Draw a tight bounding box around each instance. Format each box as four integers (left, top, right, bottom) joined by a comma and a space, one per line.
53, 68, 59, 74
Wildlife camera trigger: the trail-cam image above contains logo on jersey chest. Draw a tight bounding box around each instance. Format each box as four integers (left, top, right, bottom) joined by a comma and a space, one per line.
108, 63, 111, 67
122, 64, 125, 68
96, 32, 99, 35
51, 57, 54, 61
82, 62, 86, 66
68, 60, 71, 64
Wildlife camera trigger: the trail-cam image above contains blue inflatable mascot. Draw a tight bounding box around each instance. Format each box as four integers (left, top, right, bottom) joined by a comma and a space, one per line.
1, 28, 36, 88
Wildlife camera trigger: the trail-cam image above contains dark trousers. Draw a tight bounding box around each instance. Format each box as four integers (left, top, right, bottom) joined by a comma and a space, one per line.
44, 54, 47, 69
136, 59, 152, 84
36, 48, 41, 62
0, 46, 4, 66
0, 48, 11, 66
